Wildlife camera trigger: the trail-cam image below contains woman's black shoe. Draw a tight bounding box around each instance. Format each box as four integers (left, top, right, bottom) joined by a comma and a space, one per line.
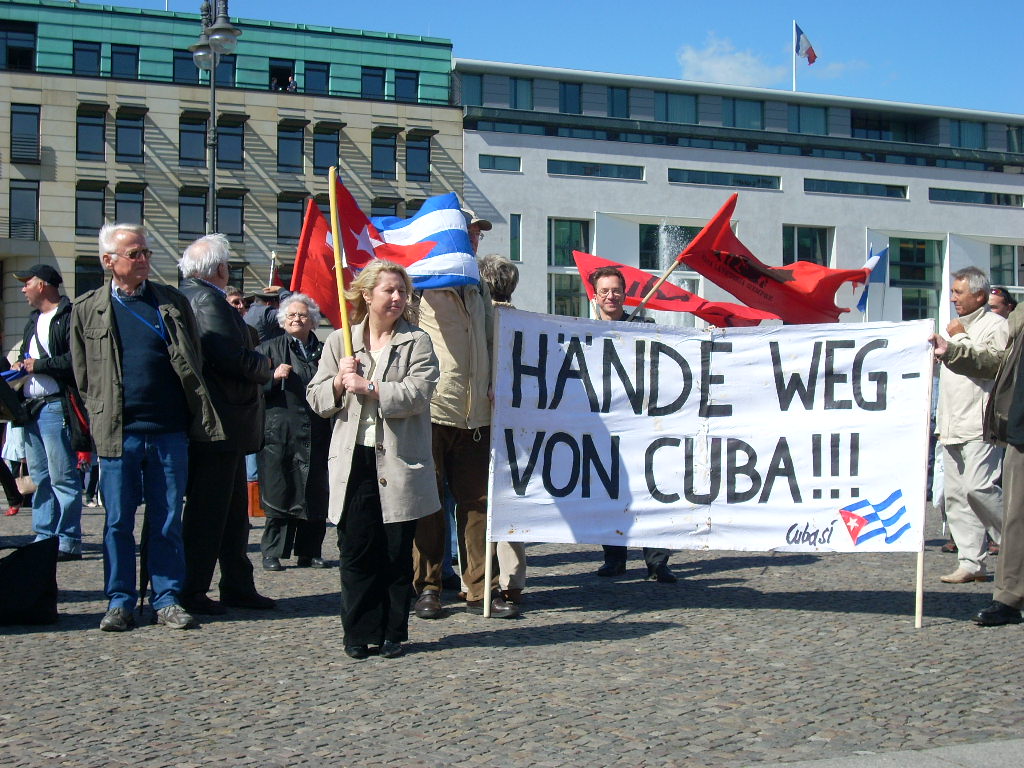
380, 640, 404, 658
344, 645, 369, 660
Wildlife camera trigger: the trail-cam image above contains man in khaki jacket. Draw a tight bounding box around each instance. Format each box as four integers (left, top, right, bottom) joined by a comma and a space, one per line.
936, 266, 1007, 584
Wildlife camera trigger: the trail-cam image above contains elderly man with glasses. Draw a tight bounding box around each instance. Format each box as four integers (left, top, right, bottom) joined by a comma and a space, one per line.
71, 223, 223, 631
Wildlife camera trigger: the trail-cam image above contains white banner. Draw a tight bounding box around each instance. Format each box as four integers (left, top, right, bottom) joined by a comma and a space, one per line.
488, 310, 933, 553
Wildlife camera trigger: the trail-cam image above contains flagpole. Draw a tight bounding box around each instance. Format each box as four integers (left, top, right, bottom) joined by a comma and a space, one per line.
268, 250, 276, 286
625, 259, 685, 321
328, 166, 353, 357
792, 20, 797, 92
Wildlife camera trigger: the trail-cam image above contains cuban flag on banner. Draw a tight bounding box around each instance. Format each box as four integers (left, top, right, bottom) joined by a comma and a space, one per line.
371, 192, 480, 290
839, 490, 910, 546
795, 23, 817, 65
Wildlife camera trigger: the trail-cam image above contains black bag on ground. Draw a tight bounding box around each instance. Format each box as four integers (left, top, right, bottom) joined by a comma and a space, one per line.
0, 537, 58, 625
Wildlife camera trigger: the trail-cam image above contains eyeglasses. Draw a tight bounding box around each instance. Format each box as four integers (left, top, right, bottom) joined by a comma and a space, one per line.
285, 312, 310, 320
595, 288, 625, 298
111, 248, 152, 261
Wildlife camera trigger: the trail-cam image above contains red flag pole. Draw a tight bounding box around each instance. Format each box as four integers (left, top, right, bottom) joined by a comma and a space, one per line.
328, 166, 353, 357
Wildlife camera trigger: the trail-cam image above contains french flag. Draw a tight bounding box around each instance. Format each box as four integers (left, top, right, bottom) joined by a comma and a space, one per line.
795, 23, 817, 65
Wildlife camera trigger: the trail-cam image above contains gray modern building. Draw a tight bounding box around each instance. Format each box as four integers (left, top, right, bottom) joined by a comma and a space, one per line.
455, 59, 1024, 327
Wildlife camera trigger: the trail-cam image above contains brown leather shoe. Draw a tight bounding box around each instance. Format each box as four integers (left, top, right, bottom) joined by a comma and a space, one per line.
465, 596, 519, 619
414, 590, 442, 619
501, 589, 523, 605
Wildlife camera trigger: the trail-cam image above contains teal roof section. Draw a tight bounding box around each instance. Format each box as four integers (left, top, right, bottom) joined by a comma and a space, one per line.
2, 0, 454, 104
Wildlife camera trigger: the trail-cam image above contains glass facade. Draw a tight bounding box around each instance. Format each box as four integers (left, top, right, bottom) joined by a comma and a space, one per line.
406, 137, 430, 182
110, 44, 138, 79
178, 191, 206, 239
179, 118, 206, 167
115, 187, 144, 225
479, 154, 521, 171
722, 98, 763, 130
371, 134, 396, 179
608, 87, 629, 118
75, 185, 105, 236
217, 122, 244, 169
77, 112, 105, 161
509, 213, 521, 262
782, 225, 830, 265
115, 115, 144, 163
305, 61, 329, 95
10, 103, 40, 162
559, 82, 581, 115
654, 92, 696, 124
361, 66, 385, 99
277, 125, 304, 173
510, 77, 533, 110
313, 129, 339, 175
788, 105, 828, 135
73, 41, 100, 76
929, 188, 1022, 207
639, 224, 701, 270
548, 273, 587, 317
804, 178, 906, 198
395, 70, 418, 102
9, 179, 38, 239
548, 218, 590, 267
669, 169, 779, 189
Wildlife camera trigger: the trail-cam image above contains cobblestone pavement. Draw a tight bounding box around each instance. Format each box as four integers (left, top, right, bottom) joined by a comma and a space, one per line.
2, 504, 1023, 768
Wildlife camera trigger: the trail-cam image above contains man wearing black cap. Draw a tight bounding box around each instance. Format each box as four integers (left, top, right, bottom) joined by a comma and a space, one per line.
244, 285, 290, 343
13, 264, 86, 561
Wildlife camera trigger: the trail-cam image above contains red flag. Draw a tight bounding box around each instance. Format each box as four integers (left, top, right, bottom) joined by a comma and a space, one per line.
678, 194, 869, 324
573, 251, 778, 328
332, 178, 434, 269
291, 199, 343, 329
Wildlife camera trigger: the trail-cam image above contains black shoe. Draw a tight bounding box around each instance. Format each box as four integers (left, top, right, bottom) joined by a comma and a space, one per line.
181, 594, 227, 616
973, 600, 1023, 626
647, 564, 678, 584
413, 590, 442, 619
262, 556, 284, 571
345, 645, 369, 660
221, 592, 276, 610
57, 551, 83, 562
296, 556, 329, 568
380, 640, 404, 658
441, 573, 462, 592
597, 561, 626, 577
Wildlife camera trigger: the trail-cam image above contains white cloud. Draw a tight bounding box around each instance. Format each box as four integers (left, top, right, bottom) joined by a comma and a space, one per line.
677, 33, 787, 87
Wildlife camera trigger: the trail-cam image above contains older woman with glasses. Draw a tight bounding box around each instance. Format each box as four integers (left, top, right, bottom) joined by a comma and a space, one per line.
307, 261, 439, 660
256, 293, 331, 571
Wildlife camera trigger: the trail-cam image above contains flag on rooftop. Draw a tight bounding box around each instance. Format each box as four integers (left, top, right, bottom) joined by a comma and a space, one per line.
795, 23, 817, 65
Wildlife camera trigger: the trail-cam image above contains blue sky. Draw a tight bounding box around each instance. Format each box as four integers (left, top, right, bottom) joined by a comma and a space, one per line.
126, 0, 1021, 114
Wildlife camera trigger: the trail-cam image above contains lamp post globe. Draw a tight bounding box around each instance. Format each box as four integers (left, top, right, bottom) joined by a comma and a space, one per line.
207, 0, 241, 55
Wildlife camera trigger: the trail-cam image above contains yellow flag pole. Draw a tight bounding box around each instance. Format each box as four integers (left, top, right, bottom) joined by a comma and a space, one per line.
328, 166, 353, 357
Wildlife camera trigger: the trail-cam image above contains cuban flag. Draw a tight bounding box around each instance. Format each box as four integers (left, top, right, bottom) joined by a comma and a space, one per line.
795, 23, 817, 65
371, 193, 480, 290
839, 490, 910, 546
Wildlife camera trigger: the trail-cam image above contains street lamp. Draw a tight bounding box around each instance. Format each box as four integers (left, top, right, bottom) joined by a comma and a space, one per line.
189, 0, 241, 234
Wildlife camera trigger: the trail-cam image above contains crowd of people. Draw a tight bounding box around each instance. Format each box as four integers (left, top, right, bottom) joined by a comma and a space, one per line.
6, 211, 1024, 654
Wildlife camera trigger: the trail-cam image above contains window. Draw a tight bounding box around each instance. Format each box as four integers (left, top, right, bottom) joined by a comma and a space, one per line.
950, 119, 985, 149
277, 196, 303, 243
548, 273, 587, 317
10, 104, 40, 163
179, 117, 207, 167
548, 159, 643, 180
851, 112, 920, 142
277, 125, 304, 173
1, 21, 36, 71
77, 111, 105, 162
217, 193, 244, 242
173, 50, 198, 84
890, 237, 943, 322
75, 258, 105, 297
639, 224, 701, 270
509, 78, 533, 110
305, 61, 329, 95
788, 104, 828, 135
669, 169, 779, 189
370, 199, 399, 217
559, 83, 581, 115
115, 114, 144, 163
178, 191, 206, 239
783, 225, 830, 265
110, 44, 138, 79
460, 73, 482, 106
371, 134, 396, 179
75, 184, 105, 236
215, 54, 235, 87
395, 70, 419, 103
313, 129, 339, 175
406, 137, 430, 182
479, 154, 521, 172
990, 245, 1024, 287
9, 180, 38, 239
654, 92, 696, 124
929, 188, 1021, 207
73, 41, 101, 76
217, 122, 243, 170
548, 219, 590, 267
361, 66, 385, 99
269, 58, 295, 91
722, 98, 763, 130
804, 178, 906, 198
1008, 126, 1024, 154
115, 186, 144, 225
510, 213, 521, 263
607, 87, 629, 118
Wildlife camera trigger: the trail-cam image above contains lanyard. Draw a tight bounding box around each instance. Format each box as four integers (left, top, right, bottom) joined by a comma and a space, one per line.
112, 292, 168, 343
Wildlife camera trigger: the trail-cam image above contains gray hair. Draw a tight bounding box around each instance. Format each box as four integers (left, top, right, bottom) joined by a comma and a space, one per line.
952, 266, 990, 295
98, 222, 146, 265
477, 254, 519, 304
179, 233, 231, 279
276, 293, 322, 327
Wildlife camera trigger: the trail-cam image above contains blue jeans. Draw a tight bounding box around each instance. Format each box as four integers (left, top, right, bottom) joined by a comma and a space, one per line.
100, 432, 188, 611
25, 400, 82, 554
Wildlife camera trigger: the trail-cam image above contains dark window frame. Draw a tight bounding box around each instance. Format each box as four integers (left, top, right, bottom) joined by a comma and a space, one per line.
361, 66, 385, 99
9, 179, 39, 239
277, 125, 304, 174
77, 111, 105, 162
115, 114, 145, 164
395, 69, 419, 103
371, 134, 397, 180
75, 185, 106, 237
73, 41, 101, 76
305, 61, 329, 95
10, 103, 40, 163
179, 117, 207, 167
406, 136, 431, 182
110, 44, 139, 80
